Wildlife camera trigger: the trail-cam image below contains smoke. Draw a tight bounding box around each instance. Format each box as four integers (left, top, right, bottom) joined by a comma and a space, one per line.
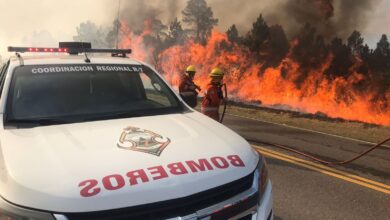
0, 0, 116, 56
0, 0, 387, 57
208, 0, 379, 39
117, 0, 380, 40
333, 0, 377, 38
119, 0, 182, 33
21, 30, 57, 47
275, 0, 378, 39
117, 0, 282, 34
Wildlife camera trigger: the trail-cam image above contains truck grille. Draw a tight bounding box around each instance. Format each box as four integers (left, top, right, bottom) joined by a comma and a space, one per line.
62, 172, 255, 220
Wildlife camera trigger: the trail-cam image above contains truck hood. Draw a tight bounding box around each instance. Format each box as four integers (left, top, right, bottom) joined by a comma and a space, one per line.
0, 111, 258, 212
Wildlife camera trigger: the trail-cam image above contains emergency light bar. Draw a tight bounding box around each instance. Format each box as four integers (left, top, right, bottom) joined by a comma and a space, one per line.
8, 47, 69, 53
7, 42, 131, 55
7, 46, 132, 55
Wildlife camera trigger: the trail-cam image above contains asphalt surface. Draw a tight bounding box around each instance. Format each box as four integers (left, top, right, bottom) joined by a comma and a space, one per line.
222, 114, 390, 220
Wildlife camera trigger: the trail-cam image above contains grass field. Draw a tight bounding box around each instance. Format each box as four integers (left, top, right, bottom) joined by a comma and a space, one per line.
200, 101, 390, 144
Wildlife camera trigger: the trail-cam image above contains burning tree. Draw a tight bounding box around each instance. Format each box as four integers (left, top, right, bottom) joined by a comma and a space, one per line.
226, 25, 240, 44
73, 0, 390, 126
242, 14, 269, 55
165, 18, 187, 47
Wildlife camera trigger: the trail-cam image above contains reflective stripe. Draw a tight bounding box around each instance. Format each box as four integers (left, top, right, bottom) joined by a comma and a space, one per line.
185, 81, 195, 86
183, 85, 196, 90
202, 107, 219, 112
180, 91, 196, 96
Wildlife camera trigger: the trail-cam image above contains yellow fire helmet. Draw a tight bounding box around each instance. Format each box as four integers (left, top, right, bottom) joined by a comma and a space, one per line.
209, 67, 224, 77
186, 65, 196, 73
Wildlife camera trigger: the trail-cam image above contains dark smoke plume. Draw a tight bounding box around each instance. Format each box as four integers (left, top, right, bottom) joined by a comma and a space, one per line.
280, 0, 377, 39
115, 0, 379, 41
119, 0, 180, 33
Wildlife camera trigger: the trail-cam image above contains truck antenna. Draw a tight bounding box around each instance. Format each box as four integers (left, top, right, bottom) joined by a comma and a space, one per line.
115, 0, 121, 49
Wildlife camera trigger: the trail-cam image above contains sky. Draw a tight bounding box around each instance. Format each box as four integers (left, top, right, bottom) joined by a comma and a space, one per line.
0, 0, 389, 61
0, 0, 116, 60
361, 0, 390, 46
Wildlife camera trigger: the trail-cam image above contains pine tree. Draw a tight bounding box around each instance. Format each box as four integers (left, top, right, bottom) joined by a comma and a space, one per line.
166, 18, 186, 45
182, 0, 218, 44
371, 34, 390, 72
226, 24, 240, 44
347, 30, 364, 56
243, 14, 269, 53
375, 34, 390, 56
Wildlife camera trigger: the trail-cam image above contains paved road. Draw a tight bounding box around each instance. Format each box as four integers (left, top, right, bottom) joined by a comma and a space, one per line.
222, 114, 390, 220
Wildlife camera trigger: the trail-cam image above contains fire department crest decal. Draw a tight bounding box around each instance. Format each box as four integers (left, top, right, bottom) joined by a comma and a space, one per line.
117, 126, 171, 156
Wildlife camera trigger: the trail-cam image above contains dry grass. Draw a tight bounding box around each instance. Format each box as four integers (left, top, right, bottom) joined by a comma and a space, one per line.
195, 101, 390, 143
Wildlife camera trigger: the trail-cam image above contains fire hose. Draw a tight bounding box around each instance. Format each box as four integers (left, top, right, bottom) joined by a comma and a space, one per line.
219, 83, 228, 123
245, 137, 390, 165
216, 84, 388, 165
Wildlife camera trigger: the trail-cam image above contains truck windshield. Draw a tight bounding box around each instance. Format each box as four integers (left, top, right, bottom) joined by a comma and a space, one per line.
5, 64, 185, 126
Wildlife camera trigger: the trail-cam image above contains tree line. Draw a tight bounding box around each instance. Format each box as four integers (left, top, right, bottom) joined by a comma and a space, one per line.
73, 0, 390, 98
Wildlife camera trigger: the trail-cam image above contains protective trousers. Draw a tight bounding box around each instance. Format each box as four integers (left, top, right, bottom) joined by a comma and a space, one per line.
201, 83, 223, 121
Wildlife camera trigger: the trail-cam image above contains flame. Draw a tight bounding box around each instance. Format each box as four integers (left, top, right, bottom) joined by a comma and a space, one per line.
119, 20, 153, 61
120, 25, 390, 126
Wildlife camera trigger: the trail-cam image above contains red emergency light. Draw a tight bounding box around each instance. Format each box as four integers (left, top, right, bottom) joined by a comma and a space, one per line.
9, 47, 69, 53
8, 46, 129, 55
8, 42, 131, 57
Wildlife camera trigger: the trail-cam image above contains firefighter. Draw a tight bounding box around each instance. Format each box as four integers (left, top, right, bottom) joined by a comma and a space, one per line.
179, 65, 201, 107
201, 67, 225, 121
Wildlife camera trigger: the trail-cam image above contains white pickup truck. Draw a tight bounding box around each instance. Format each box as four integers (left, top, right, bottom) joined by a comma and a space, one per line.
0, 43, 273, 220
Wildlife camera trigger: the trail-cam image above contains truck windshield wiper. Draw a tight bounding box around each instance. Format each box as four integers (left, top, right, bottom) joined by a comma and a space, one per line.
6, 109, 175, 127
79, 111, 143, 122
6, 118, 76, 127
